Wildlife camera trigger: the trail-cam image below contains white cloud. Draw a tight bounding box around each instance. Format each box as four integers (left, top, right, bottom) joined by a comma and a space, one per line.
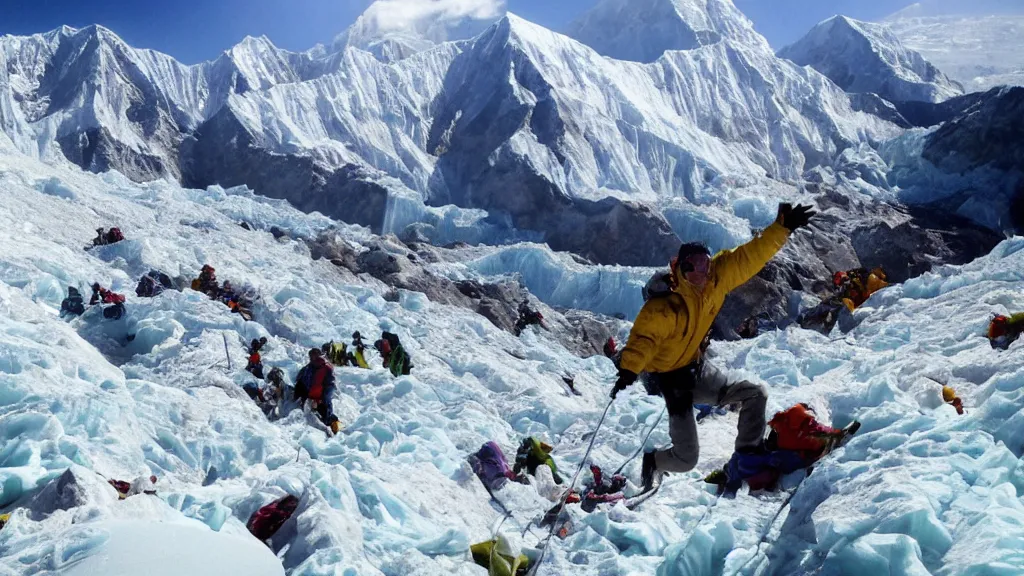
361, 0, 506, 35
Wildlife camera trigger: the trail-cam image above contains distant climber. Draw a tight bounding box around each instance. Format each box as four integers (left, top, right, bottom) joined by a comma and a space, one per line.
135, 270, 173, 298
243, 377, 280, 418
513, 437, 564, 485
603, 338, 617, 358
191, 265, 219, 297
988, 313, 1024, 349
800, 266, 889, 333
322, 340, 350, 368
90, 227, 125, 248
840, 267, 889, 311
539, 464, 628, 539
470, 535, 529, 576
737, 316, 759, 339
226, 291, 254, 321
108, 475, 158, 499
90, 283, 126, 320
942, 385, 965, 415
374, 331, 412, 377
351, 331, 370, 369
246, 337, 268, 380
469, 441, 518, 491
244, 367, 287, 419
705, 404, 859, 494
611, 203, 815, 492
294, 348, 341, 434
247, 495, 299, 544
60, 286, 85, 317
514, 301, 547, 336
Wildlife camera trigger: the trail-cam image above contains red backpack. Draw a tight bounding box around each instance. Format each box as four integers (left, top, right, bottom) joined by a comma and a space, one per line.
107, 228, 125, 243
247, 495, 299, 542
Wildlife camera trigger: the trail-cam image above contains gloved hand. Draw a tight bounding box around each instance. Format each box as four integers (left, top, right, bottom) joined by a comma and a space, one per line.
776, 203, 816, 232
610, 369, 638, 399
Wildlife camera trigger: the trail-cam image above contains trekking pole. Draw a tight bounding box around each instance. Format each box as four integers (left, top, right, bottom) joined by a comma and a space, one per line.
223, 333, 232, 370
526, 398, 614, 576
613, 406, 666, 476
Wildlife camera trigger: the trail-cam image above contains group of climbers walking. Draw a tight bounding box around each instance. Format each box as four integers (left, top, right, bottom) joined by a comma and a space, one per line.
236, 329, 415, 435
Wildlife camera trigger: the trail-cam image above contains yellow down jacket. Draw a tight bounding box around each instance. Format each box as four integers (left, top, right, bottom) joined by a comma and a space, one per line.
619, 222, 790, 375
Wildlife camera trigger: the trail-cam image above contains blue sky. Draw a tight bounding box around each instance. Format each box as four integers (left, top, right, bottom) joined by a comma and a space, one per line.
0, 0, 1012, 63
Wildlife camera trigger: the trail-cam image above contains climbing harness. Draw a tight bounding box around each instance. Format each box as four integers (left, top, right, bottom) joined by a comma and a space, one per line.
525, 398, 614, 576
613, 405, 666, 476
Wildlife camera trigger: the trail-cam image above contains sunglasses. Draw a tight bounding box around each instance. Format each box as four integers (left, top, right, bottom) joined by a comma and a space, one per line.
671, 253, 711, 275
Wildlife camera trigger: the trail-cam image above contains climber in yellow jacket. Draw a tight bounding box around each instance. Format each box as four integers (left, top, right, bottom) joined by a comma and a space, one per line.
611, 203, 816, 490
470, 535, 529, 576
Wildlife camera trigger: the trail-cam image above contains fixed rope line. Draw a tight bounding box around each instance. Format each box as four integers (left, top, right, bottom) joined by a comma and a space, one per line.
729, 486, 799, 576
613, 405, 666, 476
525, 398, 614, 576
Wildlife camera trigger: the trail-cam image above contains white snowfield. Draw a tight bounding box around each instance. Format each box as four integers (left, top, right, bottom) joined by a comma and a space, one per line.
0, 145, 1022, 576
883, 1, 1024, 92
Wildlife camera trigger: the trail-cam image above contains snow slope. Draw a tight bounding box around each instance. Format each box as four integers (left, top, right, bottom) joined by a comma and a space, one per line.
565, 0, 767, 63
779, 16, 962, 104
884, 2, 1024, 92
1, 127, 1023, 574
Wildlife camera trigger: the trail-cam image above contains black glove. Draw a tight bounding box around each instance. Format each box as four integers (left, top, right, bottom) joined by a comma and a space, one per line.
777, 203, 816, 232
610, 369, 638, 399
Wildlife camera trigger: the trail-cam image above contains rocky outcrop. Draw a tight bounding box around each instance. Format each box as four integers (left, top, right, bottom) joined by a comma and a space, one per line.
181, 108, 390, 232
923, 86, 1024, 231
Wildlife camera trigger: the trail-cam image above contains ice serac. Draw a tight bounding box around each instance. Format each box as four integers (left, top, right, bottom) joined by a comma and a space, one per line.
778, 16, 962, 105
565, 0, 766, 63
884, 1, 1024, 92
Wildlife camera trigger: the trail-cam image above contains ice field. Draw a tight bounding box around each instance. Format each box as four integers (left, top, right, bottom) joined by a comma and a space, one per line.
0, 144, 1022, 575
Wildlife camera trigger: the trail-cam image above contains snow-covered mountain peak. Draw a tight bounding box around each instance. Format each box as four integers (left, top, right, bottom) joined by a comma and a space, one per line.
333, 0, 505, 61
566, 0, 767, 63
779, 15, 962, 104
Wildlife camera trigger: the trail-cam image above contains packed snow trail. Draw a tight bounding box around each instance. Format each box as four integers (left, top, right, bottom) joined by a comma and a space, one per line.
0, 144, 1021, 575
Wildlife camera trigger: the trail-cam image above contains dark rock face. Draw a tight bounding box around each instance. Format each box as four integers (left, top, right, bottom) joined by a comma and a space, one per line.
922, 86, 1024, 231
59, 127, 173, 182
891, 91, 988, 128
848, 93, 913, 128
180, 108, 390, 232
28, 467, 113, 520
923, 87, 1024, 172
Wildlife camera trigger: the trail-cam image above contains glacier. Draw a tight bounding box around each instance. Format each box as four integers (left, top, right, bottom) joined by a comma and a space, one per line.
1, 117, 1023, 575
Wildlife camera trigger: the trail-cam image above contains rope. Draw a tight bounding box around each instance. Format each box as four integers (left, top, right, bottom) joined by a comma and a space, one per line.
729, 487, 799, 576
613, 405, 666, 476
525, 398, 614, 576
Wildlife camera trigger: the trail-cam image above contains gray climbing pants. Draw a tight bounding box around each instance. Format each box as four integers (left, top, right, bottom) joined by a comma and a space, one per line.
651, 361, 767, 473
